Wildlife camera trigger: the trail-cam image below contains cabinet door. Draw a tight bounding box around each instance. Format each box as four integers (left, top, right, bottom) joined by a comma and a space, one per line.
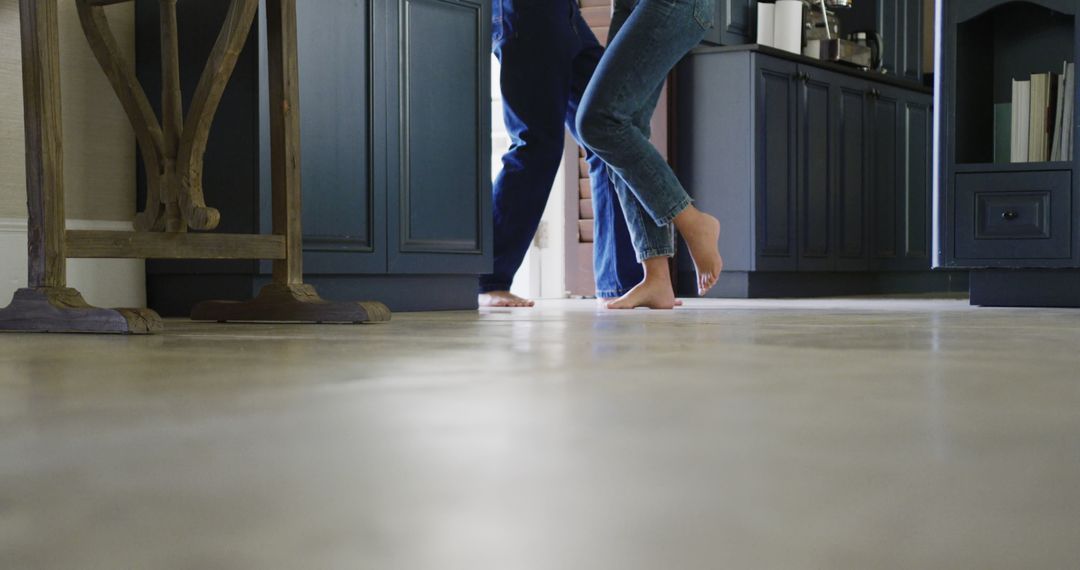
386, 0, 493, 274
835, 74, 870, 271
290, 0, 386, 275
897, 91, 933, 269
797, 66, 836, 271
754, 56, 798, 271
871, 85, 932, 271
869, 85, 901, 269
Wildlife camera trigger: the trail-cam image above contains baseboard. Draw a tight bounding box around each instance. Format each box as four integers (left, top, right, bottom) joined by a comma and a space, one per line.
0, 218, 146, 309
680, 270, 970, 299
288, 275, 481, 313
969, 270, 1080, 308
147, 273, 481, 316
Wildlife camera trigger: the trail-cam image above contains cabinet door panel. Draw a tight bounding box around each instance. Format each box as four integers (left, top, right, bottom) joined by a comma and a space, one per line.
900, 95, 932, 265
798, 68, 834, 271
870, 89, 900, 266
388, 0, 492, 274
292, 0, 386, 274
754, 57, 798, 271
836, 78, 869, 270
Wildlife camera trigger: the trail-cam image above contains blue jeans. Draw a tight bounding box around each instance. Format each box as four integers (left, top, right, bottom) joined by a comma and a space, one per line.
480, 0, 643, 298
577, 0, 714, 262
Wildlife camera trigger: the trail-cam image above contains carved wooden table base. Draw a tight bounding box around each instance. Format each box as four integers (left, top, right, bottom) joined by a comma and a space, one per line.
0, 0, 390, 334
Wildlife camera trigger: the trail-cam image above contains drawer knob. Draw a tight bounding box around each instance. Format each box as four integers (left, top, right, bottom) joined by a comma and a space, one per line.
1001, 210, 1020, 221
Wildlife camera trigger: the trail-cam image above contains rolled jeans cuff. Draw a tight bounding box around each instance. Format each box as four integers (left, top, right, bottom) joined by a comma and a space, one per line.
653, 195, 693, 226
637, 247, 674, 263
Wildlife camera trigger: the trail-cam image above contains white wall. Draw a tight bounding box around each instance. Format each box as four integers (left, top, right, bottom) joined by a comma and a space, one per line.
0, 0, 144, 308
0, 220, 145, 309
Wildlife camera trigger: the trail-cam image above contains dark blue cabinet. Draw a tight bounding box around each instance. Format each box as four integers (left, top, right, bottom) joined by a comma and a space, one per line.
138, 0, 492, 313
936, 0, 1079, 306
676, 47, 938, 297
939, 0, 1078, 271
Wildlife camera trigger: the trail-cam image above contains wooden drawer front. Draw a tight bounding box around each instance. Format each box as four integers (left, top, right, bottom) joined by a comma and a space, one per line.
975, 193, 1049, 239
955, 171, 1072, 260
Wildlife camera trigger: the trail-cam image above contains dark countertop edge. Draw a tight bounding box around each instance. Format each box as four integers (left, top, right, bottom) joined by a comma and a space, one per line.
689, 44, 934, 94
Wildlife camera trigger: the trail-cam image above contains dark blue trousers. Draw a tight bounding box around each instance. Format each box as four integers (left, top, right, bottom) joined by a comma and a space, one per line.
479, 0, 643, 298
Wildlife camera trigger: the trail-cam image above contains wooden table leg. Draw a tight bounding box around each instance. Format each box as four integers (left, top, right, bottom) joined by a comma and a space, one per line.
0, 0, 161, 334
191, 0, 390, 324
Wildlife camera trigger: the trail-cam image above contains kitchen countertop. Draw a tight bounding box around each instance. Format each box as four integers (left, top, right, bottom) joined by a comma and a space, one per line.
690, 43, 934, 94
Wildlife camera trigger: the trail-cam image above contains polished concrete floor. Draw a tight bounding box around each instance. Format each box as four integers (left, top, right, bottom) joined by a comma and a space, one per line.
1, 298, 1079, 569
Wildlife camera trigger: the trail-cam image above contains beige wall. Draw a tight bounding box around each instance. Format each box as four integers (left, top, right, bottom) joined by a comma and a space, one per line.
0, 0, 136, 222
0, 1, 144, 309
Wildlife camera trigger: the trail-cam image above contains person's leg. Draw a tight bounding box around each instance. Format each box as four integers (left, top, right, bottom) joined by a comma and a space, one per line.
480, 2, 575, 307
603, 48, 669, 305
587, 0, 685, 306
577, 0, 723, 305
564, 12, 642, 301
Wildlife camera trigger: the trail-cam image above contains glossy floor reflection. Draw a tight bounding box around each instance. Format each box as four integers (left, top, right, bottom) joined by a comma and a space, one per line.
2, 298, 1079, 569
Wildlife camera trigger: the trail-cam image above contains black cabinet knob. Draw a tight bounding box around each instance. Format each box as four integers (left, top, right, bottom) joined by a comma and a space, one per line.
1002, 210, 1020, 221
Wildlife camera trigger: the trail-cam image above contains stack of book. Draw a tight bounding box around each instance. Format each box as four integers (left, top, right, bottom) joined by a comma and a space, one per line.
1007, 62, 1075, 163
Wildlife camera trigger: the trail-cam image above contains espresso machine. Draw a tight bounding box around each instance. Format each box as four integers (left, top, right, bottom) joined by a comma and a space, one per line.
802, 0, 883, 71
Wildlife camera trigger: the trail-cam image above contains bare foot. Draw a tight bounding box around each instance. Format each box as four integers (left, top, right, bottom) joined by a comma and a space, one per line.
479, 291, 535, 308
606, 280, 677, 310
674, 207, 724, 296
605, 257, 677, 310
599, 297, 683, 308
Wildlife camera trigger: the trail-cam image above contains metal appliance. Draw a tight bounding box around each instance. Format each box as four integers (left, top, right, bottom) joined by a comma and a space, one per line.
802, 0, 879, 71
848, 30, 884, 71
803, 0, 841, 42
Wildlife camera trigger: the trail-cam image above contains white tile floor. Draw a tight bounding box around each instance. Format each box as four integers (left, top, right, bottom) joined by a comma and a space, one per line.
1, 298, 1079, 569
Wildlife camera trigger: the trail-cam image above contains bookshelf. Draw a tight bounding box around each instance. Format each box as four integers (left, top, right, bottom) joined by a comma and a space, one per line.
952, 2, 1075, 166
938, 0, 1080, 306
